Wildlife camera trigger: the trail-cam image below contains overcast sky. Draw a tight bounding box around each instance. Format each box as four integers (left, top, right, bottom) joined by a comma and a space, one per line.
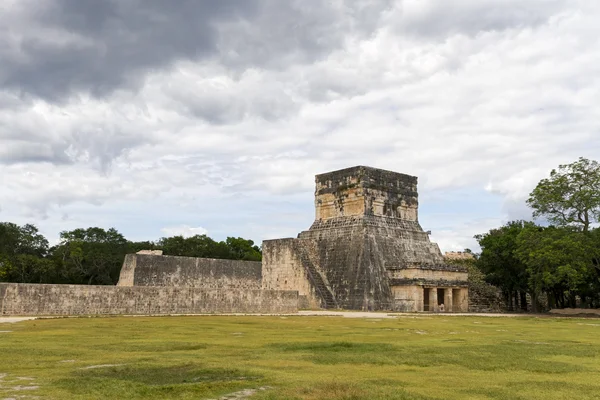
1, 0, 599, 252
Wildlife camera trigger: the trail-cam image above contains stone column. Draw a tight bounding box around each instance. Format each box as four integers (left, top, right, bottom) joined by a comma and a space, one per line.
429, 288, 438, 312
444, 288, 453, 312
461, 288, 469, 312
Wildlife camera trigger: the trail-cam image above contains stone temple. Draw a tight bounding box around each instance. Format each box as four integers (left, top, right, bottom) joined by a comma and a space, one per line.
262, 166, 468, 312
0, 165, 468, 315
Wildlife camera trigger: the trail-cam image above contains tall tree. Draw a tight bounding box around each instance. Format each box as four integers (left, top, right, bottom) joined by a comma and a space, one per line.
527, 157, 600, 233
475, 221, 534, 311
0, 222, 49, 258
52, 227, 129, 285
225, 237, 262, 261
0, 223, 53, 283
516, 225, 600, 308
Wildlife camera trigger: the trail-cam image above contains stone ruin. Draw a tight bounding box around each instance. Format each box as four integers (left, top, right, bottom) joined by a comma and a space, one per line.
262, 166, 468, 312
0, 165, 468, 315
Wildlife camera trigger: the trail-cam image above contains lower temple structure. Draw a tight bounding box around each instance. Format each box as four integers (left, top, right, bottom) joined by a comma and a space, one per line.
262, 166, 468, 312
0, 166, 468, 315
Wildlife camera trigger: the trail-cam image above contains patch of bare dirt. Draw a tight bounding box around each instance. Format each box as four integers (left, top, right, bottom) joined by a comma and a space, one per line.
207, 386, 273, 400
0, 318, 36, 324
79, 364, 125, 370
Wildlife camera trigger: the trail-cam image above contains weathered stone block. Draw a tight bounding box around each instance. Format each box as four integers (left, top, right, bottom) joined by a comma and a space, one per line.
118, 254, 261, 290
0, 283, 298, 315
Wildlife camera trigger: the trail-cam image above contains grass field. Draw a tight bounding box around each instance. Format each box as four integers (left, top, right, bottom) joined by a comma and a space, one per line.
1, 315, 599, 400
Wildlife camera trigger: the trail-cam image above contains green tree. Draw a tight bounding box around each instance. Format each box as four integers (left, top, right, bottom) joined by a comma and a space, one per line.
158, 234, 226, 258
475, 221, 535, 311
127, 240, 160, 254
0, 223, 53, 283
0, 222, 49, 258
527, 157, 600, 233
52, 227, 128, 285
224, 237, 262, 261
158, 235, 262, 261
516, 225, 600, 308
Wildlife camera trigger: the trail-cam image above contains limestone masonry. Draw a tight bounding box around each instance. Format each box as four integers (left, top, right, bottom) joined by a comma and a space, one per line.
118, 254, 262, 290
263, 166, 468, 311
0, 284, 296, 315
0, 165, 468, 315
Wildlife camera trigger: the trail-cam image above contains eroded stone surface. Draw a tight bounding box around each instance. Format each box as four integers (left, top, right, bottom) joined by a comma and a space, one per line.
118, 255, 261, 289
0, 284, 297, 316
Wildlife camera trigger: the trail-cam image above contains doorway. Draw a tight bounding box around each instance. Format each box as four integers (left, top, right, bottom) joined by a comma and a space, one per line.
423, 288, 430, 311
437, 288, 445, 305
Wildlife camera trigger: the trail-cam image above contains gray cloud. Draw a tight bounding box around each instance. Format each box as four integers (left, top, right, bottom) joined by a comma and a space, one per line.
1, 0, 259, 100
394, 0, 569, 38
0, 0, 392, 101
0, 0, 599, 253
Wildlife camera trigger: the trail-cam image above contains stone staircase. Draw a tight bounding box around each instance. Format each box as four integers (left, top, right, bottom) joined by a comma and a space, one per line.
296, 247, 337, 309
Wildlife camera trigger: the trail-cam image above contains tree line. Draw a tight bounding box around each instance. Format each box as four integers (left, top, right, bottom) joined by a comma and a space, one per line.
472, 157, 600, 310
0, 226, 262, 286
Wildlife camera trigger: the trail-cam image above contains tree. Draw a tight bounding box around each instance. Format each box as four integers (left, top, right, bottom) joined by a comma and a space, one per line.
52, 227, 129, 285
158, 234, 227, 258
224, 237, 262, 261
0, 223, 53, 283
158, 235, 262, 261
527, 157, 600, 233
0, 222, 49, 258
475, 221, 535, 311
516, 225, 600, 308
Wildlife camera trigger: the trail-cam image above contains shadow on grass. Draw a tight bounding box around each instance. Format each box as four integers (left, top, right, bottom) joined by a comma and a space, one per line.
271, 341, 597, 373
255, 381, 432, 400
56, 364, 265, 398
96, 341, 209, 353
464, 380, 600, 400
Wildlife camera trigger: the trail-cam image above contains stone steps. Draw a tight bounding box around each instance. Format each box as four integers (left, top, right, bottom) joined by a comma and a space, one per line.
297, 253, 337, 309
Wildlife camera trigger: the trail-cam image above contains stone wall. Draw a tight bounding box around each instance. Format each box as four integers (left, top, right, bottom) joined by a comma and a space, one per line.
262, 239, 323, 309
314, 166, 419, 221
388, 268, 468, 282
0, 283, 298, 316
118, 254, 261, 289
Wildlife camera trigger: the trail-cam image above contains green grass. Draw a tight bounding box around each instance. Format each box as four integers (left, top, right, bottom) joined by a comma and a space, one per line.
1, 315, 600, 399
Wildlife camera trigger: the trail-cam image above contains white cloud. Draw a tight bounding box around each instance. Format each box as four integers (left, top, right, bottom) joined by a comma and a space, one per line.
160, 225, 209, 238
0, 0, 599, 250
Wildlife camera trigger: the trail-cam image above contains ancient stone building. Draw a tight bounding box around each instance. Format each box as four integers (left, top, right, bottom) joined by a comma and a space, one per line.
0, 166, 469, 316
0, 254, 294, 316
262, 166, 468, 312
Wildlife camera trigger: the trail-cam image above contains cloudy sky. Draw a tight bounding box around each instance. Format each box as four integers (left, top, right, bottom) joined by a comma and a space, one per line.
1, 0, 599, 251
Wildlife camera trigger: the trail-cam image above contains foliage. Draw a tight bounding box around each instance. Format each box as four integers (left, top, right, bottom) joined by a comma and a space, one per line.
0, 223, 52, 283
51, 227, 129, 285
475, 221, 600, 309
0, 222, 262, 285
158, 235, 261, 261
0, 222, 49, 258
527, 157, 600, 233
516, 225, 600, 308
474, 221, 534, 310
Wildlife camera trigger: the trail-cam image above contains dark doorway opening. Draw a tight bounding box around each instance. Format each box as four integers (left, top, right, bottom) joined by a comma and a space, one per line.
423, 288, 430, 311
437, 288, 445, 305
